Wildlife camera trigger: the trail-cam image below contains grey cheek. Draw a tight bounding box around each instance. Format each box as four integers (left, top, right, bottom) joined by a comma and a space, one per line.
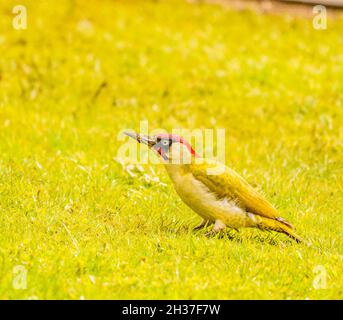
153, 142, 161, 149
153, 142, 168, 153
162, 144, 170, 153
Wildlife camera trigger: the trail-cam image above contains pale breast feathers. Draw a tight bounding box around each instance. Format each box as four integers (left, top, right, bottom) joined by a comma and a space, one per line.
189, 160, 280, 220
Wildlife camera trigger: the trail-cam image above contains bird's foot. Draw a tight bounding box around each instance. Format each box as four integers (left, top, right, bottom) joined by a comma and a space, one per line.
204, 230, 217, 237
193, 219, 210, 231
204, 220, 226, 238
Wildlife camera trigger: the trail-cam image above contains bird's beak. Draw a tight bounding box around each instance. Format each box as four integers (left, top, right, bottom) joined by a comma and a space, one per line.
124, 131, 156, 147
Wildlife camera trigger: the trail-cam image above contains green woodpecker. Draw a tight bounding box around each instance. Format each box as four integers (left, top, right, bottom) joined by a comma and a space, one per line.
125, 132, 301, 243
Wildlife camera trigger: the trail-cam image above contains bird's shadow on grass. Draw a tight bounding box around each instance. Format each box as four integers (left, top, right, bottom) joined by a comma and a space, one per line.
162, 223, 296, 247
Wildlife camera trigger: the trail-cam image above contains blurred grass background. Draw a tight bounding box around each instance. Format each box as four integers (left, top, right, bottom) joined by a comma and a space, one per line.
0, 0, 342, 299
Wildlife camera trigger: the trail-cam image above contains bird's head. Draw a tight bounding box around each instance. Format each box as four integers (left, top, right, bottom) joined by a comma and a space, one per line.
124, 131, 199, 163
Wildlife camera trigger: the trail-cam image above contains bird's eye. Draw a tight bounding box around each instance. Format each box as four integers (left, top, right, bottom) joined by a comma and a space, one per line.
162, 140, 169, 146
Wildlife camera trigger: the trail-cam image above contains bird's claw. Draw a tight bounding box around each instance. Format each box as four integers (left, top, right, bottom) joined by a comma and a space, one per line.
193, 220, 210, 231
204, 230, 216, 237
193, 225, 206, 231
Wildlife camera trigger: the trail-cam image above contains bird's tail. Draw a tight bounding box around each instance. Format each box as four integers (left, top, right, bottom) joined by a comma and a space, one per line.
257, 216, 302, 243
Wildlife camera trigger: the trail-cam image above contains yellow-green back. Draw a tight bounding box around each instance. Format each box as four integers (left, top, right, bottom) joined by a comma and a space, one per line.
189, 159, 281, 220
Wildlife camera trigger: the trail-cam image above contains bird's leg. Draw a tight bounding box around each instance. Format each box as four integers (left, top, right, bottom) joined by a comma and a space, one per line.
204, 220, 226, 237
193, 219, 210, 231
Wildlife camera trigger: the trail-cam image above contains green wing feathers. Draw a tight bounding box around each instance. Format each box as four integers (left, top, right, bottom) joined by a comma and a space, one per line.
256, 216, 302, 243
190, 160, 293, 227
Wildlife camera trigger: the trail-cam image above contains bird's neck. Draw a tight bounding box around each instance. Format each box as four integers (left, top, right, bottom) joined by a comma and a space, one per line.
163, 163, 190, 182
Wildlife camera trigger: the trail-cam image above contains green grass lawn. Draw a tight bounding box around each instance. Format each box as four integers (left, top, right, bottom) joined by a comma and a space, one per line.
0, 0, 342, 299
